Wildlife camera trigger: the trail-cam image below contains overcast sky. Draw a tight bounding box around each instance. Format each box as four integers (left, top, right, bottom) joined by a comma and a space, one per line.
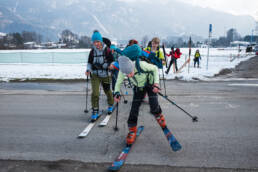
119, 0, 258, 20
179, 0, 258, 20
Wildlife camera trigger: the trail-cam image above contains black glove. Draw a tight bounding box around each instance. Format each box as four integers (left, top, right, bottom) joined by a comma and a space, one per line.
114, 92, 121, 99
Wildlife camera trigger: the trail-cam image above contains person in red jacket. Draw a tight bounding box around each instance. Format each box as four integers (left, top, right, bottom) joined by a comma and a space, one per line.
166, 48, 181, 73
165, 47, 175, 74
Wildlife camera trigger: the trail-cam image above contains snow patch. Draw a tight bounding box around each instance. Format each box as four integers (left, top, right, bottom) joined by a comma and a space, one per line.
0, 48, 256, 82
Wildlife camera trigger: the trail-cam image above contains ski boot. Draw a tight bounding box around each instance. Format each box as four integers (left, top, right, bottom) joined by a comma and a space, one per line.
107, 105, 114, 114
126, 126, 137, 145
155, 113, 167, 129
91, 109, 100, 122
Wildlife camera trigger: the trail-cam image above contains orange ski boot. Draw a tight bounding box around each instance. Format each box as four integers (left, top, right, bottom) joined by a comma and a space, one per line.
155, 114, 166, 128
126, 126, 137, 145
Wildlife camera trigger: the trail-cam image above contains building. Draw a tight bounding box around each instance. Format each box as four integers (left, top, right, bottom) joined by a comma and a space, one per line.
255, 21, 258, 36
0, 32, 7, 39
24, 42, 37, 49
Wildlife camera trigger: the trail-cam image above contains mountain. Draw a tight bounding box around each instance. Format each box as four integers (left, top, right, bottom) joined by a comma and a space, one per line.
0, 0, 255, 41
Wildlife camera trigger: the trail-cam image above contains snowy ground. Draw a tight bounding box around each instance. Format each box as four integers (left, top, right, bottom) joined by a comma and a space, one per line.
0, 48, 256, 82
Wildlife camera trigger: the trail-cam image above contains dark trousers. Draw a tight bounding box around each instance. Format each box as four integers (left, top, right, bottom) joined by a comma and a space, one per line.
111, 70, 119, 91
128, 85, 162, 127
166, 57, 178, 73
194, 58, 200, 68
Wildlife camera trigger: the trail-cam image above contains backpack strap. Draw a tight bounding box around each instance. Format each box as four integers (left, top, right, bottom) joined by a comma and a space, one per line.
133, 62, 153, 87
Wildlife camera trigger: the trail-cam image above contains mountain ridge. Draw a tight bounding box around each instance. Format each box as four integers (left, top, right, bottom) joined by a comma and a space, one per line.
0, 0, 255, 41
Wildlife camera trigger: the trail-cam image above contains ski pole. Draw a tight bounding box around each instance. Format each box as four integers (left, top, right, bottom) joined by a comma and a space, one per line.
114, 102, 119, 131
161, 68, 167, 97
161, 44, 167, 97
162, 44, 168, 68
84, 75, 89, 113
158, 92, 198, 122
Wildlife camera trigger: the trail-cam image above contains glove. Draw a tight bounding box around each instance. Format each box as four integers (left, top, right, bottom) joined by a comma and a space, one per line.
152, 83, 160, 93
85, 70, 91, 76
114, 92, 121, 102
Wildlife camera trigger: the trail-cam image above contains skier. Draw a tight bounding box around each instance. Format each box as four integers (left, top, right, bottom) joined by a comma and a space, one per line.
193, 49, 201, 68
165, 47, 176, 74
171, 48, 182, 72
113, 56, 168, 145
127, 39, 138, 47
85, 30, 114, 121
144, 37, 165, 67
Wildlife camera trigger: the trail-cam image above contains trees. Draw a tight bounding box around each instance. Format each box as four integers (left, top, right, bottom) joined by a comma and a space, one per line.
141, 35, 149, 48
22, 31, 42, 43
243, 35, 258, 43
60, 29, 79, 47
12, 33, 24, 48
226, 28, 241, 43
78, 35, 91, 48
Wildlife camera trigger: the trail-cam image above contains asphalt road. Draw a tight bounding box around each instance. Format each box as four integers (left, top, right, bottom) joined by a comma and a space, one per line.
1, 78, 258, 172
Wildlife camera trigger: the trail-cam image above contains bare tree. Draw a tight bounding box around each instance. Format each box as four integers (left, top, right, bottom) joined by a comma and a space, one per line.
141, 35, 149, 48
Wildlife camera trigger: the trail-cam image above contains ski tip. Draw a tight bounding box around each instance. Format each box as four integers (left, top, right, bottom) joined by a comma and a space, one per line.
171, 142, 182, 152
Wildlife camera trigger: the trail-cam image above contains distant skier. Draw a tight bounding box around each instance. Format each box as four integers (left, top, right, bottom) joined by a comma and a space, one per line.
114, 56, 168, 145
193, 49, 201, 68
165, 47, 176, 74
127, 39, 138, 47
85, 30, 114, 121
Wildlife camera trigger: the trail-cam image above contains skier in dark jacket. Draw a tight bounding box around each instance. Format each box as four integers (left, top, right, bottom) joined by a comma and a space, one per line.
85, 30, 114, 121
165, 47, 175, 74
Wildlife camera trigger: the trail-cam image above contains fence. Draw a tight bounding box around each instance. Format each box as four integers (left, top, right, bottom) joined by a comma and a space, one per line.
0, 51, 90, 64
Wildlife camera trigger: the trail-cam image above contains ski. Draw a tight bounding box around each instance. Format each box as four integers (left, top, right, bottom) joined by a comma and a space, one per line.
99, 103, 118, 127
162, 126, 182, 151
77, 110, 104, 138
108, 126, 144, 171
177, 37, 192, 73
176, 57, 190, 73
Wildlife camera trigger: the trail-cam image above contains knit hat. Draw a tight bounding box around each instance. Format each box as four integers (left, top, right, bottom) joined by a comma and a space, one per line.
110, 44, 116, 50
91, 30, 103, 43
118, 56, 134, 75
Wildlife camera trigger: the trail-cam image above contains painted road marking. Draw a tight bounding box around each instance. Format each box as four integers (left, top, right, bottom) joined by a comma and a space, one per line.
228, 83, 258, 87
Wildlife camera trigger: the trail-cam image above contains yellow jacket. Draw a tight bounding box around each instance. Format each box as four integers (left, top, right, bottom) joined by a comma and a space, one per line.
144, 47, 164, 60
